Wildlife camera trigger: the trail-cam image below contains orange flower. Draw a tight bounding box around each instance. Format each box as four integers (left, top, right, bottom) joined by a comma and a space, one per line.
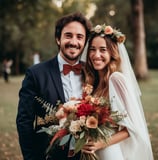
83, 84, 93, 95
84, 95, 92, 102
92, 97, 101, 105
104, 26, 113, 35
117, 35, 126, 43
86, 116, 98, 129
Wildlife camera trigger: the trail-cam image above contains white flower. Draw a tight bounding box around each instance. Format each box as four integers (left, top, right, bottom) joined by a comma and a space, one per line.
69, 120, 82, 134
59, 117, 67, 127
63, 100, 80, 108
63, 100, 80, 112
79, 116, 86, 126
94, 25, 102, 33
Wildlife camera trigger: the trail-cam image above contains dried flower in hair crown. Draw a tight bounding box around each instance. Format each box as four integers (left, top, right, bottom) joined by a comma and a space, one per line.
91, 24, 126, 43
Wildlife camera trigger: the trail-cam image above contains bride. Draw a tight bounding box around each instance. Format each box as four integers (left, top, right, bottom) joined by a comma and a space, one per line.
81, 24, 154, 160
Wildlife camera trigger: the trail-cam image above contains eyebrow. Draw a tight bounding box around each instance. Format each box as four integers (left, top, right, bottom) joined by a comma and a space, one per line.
90, 46, 107, 49
64, 32, 85, 37
64, 32, 72, 35
100, 46, 107, 49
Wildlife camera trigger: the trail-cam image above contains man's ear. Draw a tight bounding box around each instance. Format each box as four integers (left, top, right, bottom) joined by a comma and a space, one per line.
56, 38, 60, 45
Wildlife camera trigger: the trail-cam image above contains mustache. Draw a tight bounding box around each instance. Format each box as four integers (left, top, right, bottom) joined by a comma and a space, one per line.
65, 43, 80, 49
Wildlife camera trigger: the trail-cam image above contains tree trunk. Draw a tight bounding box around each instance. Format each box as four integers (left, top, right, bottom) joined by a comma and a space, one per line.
130, 0, 148, 79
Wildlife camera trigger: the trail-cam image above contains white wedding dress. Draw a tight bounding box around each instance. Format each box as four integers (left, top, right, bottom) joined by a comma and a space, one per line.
96, 72, 154, 160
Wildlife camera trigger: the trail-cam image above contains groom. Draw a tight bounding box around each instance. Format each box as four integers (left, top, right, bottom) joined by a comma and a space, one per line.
16, 12, 92, 160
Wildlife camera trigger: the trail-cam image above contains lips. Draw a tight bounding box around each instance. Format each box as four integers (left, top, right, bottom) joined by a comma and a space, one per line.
93, 59, 103, 64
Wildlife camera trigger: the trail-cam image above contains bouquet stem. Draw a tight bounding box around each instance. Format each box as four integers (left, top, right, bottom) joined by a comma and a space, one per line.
80, 152, 99, 160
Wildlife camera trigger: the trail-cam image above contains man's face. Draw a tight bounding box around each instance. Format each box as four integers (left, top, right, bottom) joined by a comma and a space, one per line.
57, 21, 86, 64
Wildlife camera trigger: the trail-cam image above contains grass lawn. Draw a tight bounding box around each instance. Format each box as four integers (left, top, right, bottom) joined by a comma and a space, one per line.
0, 70, 158, 160
139, 70, 158, 159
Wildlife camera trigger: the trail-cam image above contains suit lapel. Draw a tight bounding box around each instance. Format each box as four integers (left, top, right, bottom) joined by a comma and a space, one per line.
48, 56, 65, 103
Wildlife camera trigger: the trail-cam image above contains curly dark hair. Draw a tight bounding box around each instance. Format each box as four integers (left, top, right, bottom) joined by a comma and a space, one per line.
55, 12, 92, 46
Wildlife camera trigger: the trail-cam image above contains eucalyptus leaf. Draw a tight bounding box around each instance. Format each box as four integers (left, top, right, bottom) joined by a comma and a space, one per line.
97, 127, 105, 137
37, 127, 49, 133
59, 134, 70, 146
74, 137, 86, 153
80, 131, 85, 139
69, 136, 75, 148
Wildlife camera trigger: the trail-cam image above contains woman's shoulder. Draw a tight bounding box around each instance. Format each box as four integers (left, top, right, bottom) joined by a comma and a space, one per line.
109, 72, 129, 90
110, 71, 126, 81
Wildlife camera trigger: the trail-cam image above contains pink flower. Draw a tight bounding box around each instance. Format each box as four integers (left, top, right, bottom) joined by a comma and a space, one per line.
86, 116, 98, 128
104, 26, 113, 35
55, 107, 67, 119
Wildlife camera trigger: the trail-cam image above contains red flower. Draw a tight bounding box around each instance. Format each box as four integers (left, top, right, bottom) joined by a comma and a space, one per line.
97, 107, 113, 125
76, 103, 96, 117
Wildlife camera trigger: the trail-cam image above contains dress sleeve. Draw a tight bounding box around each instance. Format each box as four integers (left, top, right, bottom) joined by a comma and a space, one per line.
109, 72, 153, 160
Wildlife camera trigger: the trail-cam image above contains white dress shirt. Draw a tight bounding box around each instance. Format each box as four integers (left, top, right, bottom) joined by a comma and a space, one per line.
58, 54, 82, 102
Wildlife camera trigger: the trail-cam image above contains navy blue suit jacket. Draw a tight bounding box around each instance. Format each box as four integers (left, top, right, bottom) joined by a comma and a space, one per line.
16, 56, 80, 160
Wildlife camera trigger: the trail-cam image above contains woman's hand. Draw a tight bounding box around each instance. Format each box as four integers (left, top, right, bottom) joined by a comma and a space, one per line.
81, 128, 129, 154
82, 139, 106, 154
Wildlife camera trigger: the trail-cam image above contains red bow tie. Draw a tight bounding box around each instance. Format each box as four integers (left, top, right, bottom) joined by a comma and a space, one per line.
63, 63, 82, 75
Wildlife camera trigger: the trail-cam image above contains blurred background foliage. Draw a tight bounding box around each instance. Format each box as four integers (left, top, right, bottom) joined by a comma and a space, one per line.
0, 0, 158, 75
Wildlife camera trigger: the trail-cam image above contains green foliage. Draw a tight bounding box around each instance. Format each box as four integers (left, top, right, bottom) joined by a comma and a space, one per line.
0, 0, 60, 70
91, 0, 158, 68
0, 0, 158, 74
74, 136, 86, 153
90, 0, 133, 56
59, 134, 71, 146
0, 0, 92, 73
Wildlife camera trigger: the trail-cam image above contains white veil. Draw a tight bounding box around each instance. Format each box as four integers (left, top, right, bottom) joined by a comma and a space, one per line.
118, 43, 141, 96
117, 43, 153, 159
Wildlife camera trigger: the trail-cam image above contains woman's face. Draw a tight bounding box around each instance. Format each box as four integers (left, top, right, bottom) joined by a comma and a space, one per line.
89, 36, 111, 72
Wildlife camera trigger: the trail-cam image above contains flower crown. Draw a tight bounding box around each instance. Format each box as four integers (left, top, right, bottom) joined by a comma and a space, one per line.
91, 24, 126, 43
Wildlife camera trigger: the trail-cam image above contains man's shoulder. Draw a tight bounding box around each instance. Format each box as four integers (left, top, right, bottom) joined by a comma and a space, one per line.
29, 56, 57, 71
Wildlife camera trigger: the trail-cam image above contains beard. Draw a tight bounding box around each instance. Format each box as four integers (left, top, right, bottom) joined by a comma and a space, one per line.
60, 44, 84, 61
63, 53, 80, 61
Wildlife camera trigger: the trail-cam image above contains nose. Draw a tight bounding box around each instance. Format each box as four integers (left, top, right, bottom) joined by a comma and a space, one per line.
94, 49, 101, 57
69, 36, 78, 46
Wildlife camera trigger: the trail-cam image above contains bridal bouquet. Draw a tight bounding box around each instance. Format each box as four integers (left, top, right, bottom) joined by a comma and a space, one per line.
36, 84, 126, 160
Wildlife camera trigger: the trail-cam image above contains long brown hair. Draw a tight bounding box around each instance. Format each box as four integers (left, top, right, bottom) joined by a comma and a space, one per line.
84, 34, 121, 97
